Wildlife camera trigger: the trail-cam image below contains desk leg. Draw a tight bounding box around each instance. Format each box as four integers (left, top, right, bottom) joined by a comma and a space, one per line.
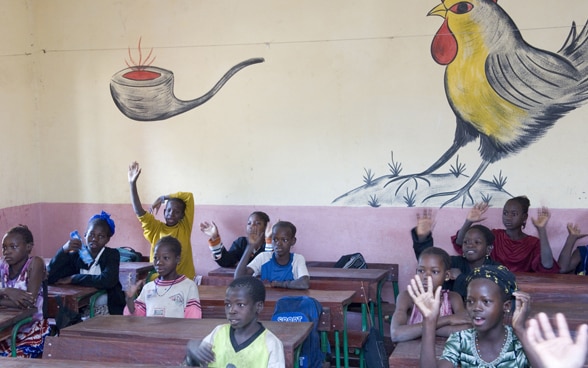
343, 305, 349, 368
10, 316, 33, 357
88, 290, 107, 318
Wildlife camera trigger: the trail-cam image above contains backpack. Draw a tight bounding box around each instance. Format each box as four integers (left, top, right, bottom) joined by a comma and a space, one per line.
117, 247, 143, 262
334, 252, 367, 269
272, 296, 327, 368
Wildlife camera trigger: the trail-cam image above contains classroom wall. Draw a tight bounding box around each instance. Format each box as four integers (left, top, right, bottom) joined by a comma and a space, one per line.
2, 0, 588, 293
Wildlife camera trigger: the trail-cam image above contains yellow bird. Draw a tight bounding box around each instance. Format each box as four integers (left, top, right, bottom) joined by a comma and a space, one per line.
387, 0, 588, 206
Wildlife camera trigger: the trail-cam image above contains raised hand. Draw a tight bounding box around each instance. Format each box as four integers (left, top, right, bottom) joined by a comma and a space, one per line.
466, 202, 489, 223
566, 223, 588, 241
126, 279, 145, 299
511, 290, 531, 333
149, 196, 165, 215
407, 275, 441, 320
531, 207, 551, 229
200, 221, 219, 240
185, 340, 214, 367
416, 209, 435, 239
265, 221, 274, 239
525, 313, 588, 368
128, 161, 141, 184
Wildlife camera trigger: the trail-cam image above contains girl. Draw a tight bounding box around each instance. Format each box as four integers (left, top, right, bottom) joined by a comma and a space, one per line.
124, 236, 201, 318
47, 211, 125, 315
408, 265, 536, 367
413, 209, 501, 297
0, 225, 50, 358
390, 247, 470, 342
452, 197, 559, 273
200, 211, 271, 268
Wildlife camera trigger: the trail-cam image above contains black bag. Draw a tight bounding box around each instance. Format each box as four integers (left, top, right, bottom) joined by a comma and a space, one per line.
334, 252, 367, 269
117, 247, 143, 262
54, 295, 82, 333
363, 327, 389, 368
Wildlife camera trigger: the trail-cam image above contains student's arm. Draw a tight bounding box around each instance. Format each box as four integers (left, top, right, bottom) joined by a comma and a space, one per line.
234, 244, 256, 278
435, 291, 471, 336
531, 207, 556, 269
170, 192, 195, 226
70, 248, 120, 289
47, 245, 79, 284
272, 276, 310, 290
558, 223, 587, 273
390, 291, 428, 342
128, 161, 147, 217
455, 202, 489, 245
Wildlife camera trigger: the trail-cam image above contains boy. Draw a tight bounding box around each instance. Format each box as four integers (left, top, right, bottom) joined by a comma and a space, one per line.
128, 161, 196, 280
235, 221, 309, 289
184, 276, 285, 367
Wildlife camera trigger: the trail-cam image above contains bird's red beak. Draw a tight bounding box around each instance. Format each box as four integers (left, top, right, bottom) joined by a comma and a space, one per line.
428, 3, 447, 18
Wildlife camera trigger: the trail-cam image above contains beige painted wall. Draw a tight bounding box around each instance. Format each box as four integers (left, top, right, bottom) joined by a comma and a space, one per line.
2, 0, 588, 208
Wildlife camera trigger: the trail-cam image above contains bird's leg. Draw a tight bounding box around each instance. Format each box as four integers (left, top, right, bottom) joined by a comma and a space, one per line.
422, 160, 491, 207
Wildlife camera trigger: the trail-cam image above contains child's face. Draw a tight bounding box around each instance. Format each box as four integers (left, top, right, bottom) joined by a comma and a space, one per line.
415, 254, 449, 291
246, 214, 267, 237
462, 228, 492, 263
164, 200, 185, 227
1, 233, 32, 266
272, 226, 296, 257
153, 244, 180, 280
85, 224, 110, 254
224, 286, 263, 330
466, 279, 510, 332
502, 200, 527, 230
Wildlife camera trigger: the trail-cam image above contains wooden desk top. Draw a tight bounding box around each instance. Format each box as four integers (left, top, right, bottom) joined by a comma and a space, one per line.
515, 272, 586, 284
209, 266, 388, 281
2, 357, 184, 368
199, 284, 354, 331
0, 307, 35, 331
46, 284, 101, 318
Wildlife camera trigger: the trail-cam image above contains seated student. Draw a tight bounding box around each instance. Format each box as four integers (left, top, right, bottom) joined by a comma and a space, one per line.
0, 225, 50, 358
452, 197, 560, 273
184, 276, 285, 367
201, 211, 271, 267
47, 211, 125, 315
558, 223, 588, 274
524, 312, 588, 368
408, 265, 535, 367
412, 209, 501, 297
234, 221, 309, 289
390, 247, 470, 342
124, 236, 201, 318
128, 161, 196, 280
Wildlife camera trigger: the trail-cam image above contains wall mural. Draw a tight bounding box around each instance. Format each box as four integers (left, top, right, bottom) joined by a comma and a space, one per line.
334, 0, 588, 208
110, 39, 264, 121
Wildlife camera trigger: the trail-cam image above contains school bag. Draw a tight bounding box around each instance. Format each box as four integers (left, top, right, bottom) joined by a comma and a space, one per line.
117, 247, 143, 262
272, 296, 327, 368
334, 252, 367, 269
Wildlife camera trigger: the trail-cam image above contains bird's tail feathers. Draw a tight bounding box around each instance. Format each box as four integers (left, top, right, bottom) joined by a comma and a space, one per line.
558, 19, 588, 73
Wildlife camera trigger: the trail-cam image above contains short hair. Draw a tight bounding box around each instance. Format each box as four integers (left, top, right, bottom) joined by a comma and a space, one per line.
272, 221, 297, 237
229, 276, 266, 303
466, 265, 517, 301
167, 198, 186, 213
467, 225, 495, 246
419, 246, 451, 271
249, 211, 270, 224
507, 196, 530, 214
5, 225, 34, 244
155, 236, 182, 257
88, 211, 116, 237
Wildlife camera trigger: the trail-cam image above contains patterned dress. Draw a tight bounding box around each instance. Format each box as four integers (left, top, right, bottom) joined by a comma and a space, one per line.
0, 257, 50, 358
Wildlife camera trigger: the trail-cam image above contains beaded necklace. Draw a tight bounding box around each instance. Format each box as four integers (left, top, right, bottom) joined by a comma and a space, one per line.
155, 276, 180, 297
472, 326, 512, 368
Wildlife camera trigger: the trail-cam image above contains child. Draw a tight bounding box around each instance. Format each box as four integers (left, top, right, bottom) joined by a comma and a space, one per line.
0, 225, 49, 358
390, 247, 470, 342
234, 221, 309, 289
408, 265, 534, 367
557, 223, 588, 274
524, 312, 588, 368
47, 211, 125, 315
128, 161, 196, 280
412, 209, 501, 297
201, 211, 271, 267
184, 276, 285, 367
124, 236, 201, 318
452, 197, 560, 273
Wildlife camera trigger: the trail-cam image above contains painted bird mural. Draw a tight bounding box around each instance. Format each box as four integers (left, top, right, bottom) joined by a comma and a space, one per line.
386, 0, 588, 207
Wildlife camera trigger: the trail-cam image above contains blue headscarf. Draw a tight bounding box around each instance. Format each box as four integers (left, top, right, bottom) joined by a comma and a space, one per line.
88, 211, 116, 236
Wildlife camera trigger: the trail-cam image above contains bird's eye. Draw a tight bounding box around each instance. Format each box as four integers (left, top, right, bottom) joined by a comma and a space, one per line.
449, 2, 473, 14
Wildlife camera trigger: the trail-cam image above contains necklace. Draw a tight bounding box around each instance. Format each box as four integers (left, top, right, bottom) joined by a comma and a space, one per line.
473, 326, 512, 368
155, 276, 179, 297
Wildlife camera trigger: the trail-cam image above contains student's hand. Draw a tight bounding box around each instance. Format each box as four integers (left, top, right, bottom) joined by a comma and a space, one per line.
186, 341, 214, 367
407, 275, 441, 320
55, 276, 74, 285
566, 223, 588, 241
126, 279, 145, 299
416, 209, 435, 239
265, 221, 273, 239
63, 238, 82, 253
525, 313, 588, 368
150, 196, 165, 215
466, 202, 488, 223
200, 221, 219, 240
512, 290, 531, 333
128, 161, 141, 184
2, 288, 36, 309
531, 207, 551, 230
448, 268, 462, 280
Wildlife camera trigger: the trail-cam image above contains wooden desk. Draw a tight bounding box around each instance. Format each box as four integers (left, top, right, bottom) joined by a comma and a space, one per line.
118, 261, 154, 291
515, 272, 588, 303
199, 284, 355, 368
0, 307, 36, 357
46, 284, 103, 318
44, 315, 312, 368
3, 357, 185, 368
388, 336, 446, 367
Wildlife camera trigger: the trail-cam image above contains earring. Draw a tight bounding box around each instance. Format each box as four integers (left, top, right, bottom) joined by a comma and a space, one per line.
522, 222, 526, 229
